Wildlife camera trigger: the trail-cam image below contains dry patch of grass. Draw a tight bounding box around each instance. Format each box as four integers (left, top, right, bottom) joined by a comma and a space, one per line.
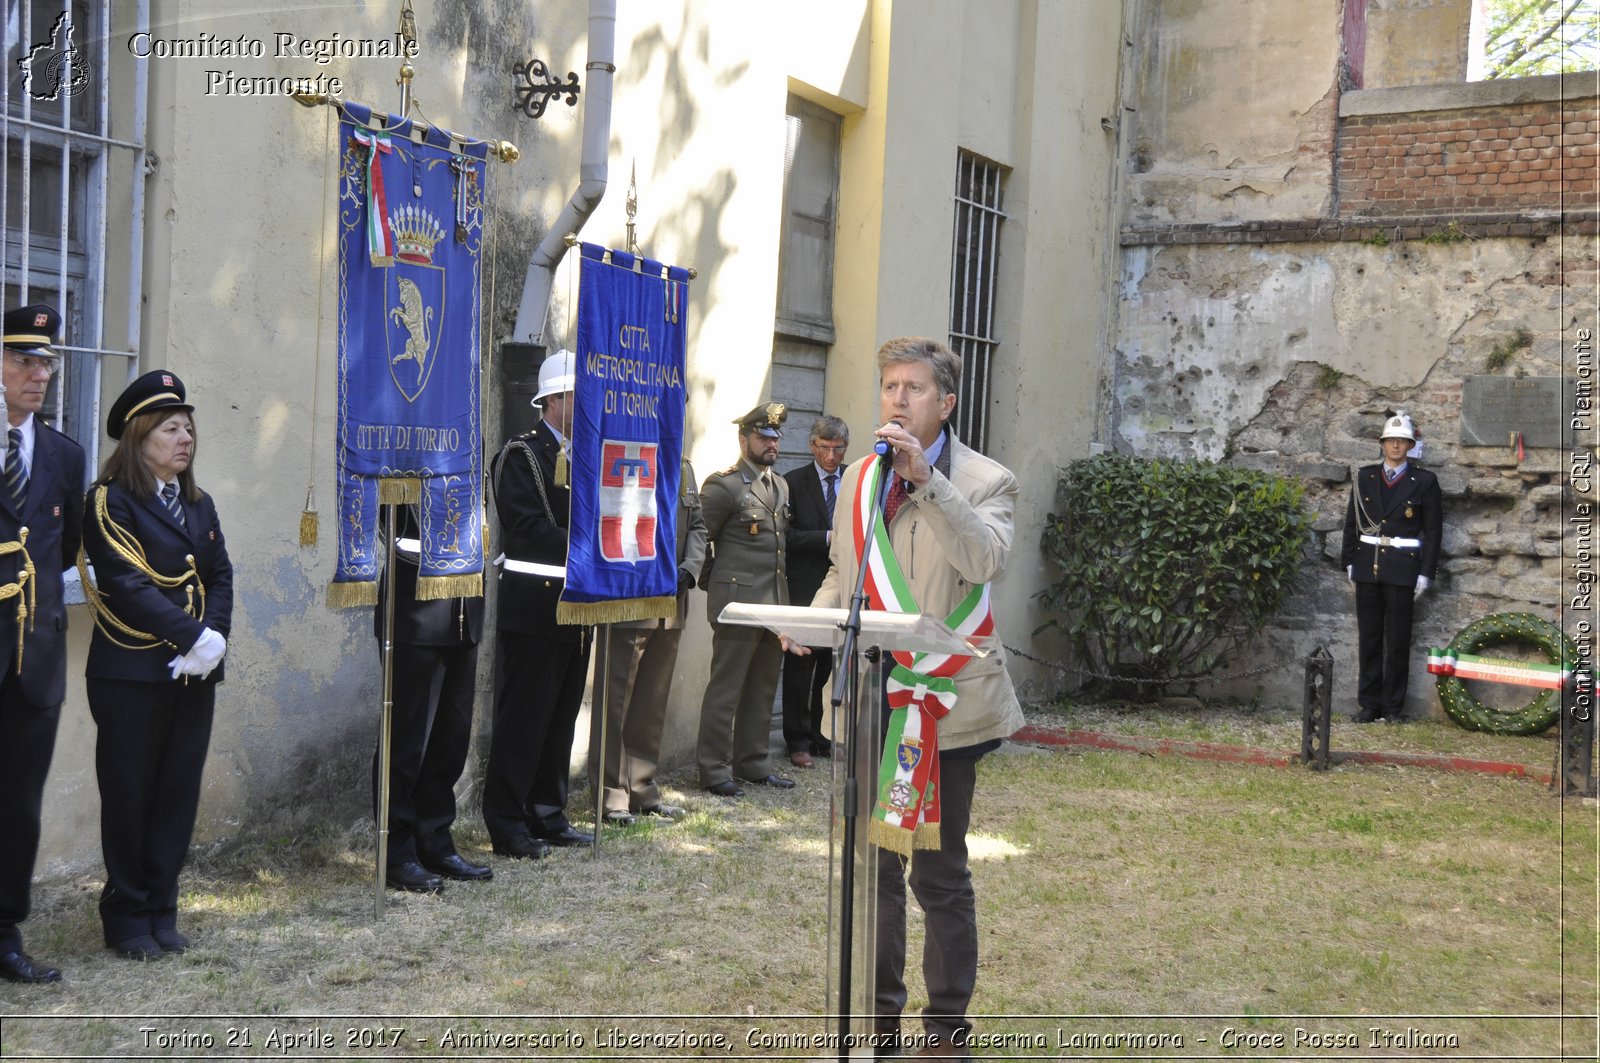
1, 727, 1594, 1060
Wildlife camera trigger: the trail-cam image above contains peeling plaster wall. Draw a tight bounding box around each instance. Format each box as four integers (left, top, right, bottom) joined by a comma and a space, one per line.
1363, 0, 1473, 89
1123, 0, 1343, 226
1113, 234, 1596, 715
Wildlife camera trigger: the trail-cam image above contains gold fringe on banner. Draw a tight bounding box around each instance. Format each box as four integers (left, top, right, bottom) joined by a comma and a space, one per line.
556, 594, 675, 626
327, 581, 378, 609
378, 477, 421, 505
299, 510, 319, 547
415, 573, 484, 601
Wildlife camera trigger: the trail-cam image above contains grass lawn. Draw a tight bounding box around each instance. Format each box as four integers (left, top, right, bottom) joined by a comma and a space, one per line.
1, 703, 1594, 1060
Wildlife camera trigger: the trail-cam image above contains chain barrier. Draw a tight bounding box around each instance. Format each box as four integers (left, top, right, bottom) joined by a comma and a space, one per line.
1003, 643, 1291, 686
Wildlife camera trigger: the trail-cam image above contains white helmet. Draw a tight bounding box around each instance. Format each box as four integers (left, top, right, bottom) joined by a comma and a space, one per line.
1379, 411, 1416, 442
531, 349, 576, 406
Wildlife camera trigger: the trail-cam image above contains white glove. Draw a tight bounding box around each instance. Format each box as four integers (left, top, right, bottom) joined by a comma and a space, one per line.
1346, 565, 1353, 583
1414, 574, 1430, 596
186, 627, 227, 678
167, 654, 187, 680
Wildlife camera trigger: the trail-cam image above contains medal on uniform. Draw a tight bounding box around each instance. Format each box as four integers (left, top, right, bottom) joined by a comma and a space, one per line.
1405, 506, 1413, 518
749, 521, 759, 535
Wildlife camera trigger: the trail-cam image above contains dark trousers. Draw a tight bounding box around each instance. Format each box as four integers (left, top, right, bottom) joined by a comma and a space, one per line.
1355, 581, 1416, 715
482, 628, 590, 845
876, 752, 981, 1043
87, 677, 214, 944
0, 667, 62, 954
781, 648, 833, 755
371, 641, 477, 868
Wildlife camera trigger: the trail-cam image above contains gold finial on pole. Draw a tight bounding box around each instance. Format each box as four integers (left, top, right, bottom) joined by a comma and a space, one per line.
397, 0, 418, 115
625, 160, 639, 255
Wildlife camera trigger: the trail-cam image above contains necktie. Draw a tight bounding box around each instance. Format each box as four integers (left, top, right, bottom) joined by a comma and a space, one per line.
162, 482, 186, 527
760, 472, 774, 506
884, 475, 910, 523
824, 473, 838, 522
5, 429, 25, 509
1384, 466, 1400, 485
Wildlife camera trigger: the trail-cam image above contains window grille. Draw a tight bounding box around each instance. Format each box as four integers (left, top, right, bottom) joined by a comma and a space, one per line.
947, 151, 1006, 454
4, 0, 146, 474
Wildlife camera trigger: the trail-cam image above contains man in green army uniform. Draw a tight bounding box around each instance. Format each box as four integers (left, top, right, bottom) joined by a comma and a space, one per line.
696, 402, 795, 797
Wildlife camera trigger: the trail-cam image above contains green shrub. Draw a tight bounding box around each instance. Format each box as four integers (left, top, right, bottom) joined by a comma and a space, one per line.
1038, 454, 1311, 698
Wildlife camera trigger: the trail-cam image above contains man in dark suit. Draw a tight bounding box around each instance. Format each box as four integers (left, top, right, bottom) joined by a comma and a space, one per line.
1340, 410, 1444, 722
780, 414, 849, 768
696, 402, 793, 797
0, 304, 84, 984
481, 351, 593, 857
373, 505, 491, 892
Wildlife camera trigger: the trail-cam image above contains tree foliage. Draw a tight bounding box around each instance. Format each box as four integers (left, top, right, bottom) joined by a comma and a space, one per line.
1038, 454, 1311, 699
1482, 0, 1599, 79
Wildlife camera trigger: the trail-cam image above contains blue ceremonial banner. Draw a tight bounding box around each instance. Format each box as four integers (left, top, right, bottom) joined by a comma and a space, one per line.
558, 242, 691, 624
330, 102, 488, 606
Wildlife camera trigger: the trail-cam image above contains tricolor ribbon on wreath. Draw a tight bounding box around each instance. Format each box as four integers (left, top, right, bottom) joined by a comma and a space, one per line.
852, 458, 993, 856
1426, 647, 1571, 690
328, 101, 489, 607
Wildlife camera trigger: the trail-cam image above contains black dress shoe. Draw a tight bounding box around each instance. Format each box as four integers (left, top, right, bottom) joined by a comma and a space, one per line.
110, 935, 165, 961
1354, 706, 1385, 723
540, 826, 594, 847
153, 928, 190, 954
0, 950, 61, 984
420, 852, 493, 881
740, 773, 797, 790
705, 780, 745, 798
385, 860, 445, 893
637, 803, 686, 820
491, 834, 552, 860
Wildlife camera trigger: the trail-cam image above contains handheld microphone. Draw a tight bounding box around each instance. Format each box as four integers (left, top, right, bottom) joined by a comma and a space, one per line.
874, 421, 902, 462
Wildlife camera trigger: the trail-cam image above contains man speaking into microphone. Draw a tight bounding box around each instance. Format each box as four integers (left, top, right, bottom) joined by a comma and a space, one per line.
804, 336, 1023, 1058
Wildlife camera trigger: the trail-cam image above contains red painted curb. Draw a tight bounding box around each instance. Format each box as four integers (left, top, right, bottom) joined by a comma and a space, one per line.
1012, 724, 1554, 785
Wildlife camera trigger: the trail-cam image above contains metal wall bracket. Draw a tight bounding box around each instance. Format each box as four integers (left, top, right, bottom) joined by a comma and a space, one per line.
512, 58, 580, 119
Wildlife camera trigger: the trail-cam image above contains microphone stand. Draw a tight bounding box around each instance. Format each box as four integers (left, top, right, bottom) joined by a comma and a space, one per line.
830, 450, 895, 1060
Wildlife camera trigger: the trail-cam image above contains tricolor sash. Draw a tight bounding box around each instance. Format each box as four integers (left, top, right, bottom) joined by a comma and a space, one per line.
853, 458, 993, 855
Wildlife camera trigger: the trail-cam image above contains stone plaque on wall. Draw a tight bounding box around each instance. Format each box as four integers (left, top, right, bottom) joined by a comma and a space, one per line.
1459, 375, 1576, 448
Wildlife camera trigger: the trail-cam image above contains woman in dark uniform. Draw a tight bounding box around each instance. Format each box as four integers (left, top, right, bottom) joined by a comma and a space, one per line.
80, 370, 232, 960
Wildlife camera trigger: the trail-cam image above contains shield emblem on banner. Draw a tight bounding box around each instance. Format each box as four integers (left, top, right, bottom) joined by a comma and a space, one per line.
384, 261, 445, 404
599, 440, 659, 562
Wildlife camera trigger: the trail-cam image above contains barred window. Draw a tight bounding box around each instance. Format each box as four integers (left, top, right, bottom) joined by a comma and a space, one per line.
5, 0, 147, 471
947, 150, 1006, 454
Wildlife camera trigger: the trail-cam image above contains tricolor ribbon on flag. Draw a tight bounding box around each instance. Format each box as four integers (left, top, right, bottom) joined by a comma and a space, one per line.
852, 458, 993, 856
1426, 647, 1570, 690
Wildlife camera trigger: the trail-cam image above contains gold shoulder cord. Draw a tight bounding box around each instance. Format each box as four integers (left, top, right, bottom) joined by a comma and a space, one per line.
78, 485, 205, 651
0, 529, 37, 669
1351, 480, 1380, 536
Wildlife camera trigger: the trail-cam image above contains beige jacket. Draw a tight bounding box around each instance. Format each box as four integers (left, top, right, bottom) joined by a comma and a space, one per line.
812, 434, 1023, 750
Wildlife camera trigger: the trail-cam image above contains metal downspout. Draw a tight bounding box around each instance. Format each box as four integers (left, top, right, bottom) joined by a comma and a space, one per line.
511, 0, 616, 345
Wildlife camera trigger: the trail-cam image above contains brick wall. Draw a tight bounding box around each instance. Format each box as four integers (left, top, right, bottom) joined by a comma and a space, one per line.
1338, 97, 1598, 217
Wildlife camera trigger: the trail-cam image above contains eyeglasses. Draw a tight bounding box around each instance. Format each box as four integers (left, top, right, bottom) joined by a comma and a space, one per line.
5, 351, 60, 377
812, 442, 848, 453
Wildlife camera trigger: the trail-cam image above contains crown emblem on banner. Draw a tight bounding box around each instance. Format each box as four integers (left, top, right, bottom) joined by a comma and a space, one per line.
389, 205, 446, 264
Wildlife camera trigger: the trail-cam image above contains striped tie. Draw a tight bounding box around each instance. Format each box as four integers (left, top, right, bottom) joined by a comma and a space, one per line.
5, 429, 25, 509
824, 473, 838, 523
162, 482, 185, 527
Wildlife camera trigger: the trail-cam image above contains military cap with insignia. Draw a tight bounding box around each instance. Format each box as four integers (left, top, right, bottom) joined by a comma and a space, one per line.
107, 369, 193, 440
733, 401, 787, 438
3, 303, 63, 355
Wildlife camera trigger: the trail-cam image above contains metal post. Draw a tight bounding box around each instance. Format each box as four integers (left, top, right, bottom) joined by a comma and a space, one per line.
591, 624, 610, 854
1302, 645, 1333, 771
1558, 667, 1596, 798
375, 503, 399, 918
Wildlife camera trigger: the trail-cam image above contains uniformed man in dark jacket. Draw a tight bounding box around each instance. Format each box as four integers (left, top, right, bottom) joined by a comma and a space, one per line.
373, 505, 491, 892
696, 402, 793, 797
0, 304, 84, 983
481, 351, 593, 857
1340, 411, 1444, 722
